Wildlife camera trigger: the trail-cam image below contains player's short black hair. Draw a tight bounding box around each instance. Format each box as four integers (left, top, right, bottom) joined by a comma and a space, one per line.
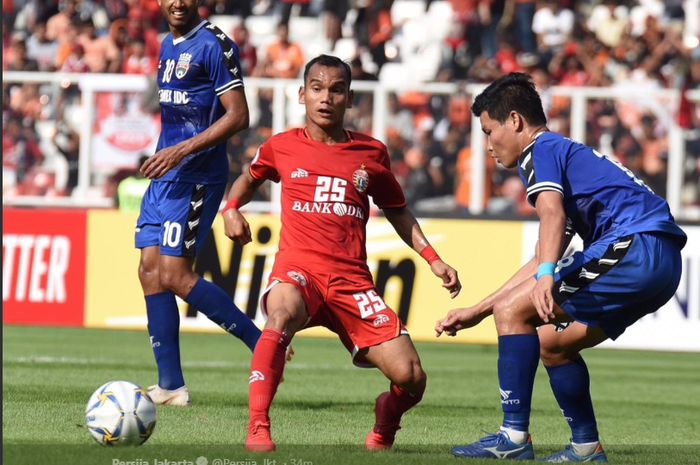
471, 72, 547, 126
303, 55, 352, 87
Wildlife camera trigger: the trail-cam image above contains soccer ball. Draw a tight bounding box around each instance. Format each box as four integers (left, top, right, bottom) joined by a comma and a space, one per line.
85, 380, 157, 446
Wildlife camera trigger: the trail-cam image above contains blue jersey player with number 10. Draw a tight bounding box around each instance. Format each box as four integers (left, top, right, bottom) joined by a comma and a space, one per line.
436, 73, 687, 462
135, 0, 261, 406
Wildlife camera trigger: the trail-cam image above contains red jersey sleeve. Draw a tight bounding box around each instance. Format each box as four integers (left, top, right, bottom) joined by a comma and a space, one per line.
249, 141, 280, 182
369, 146, 406, 208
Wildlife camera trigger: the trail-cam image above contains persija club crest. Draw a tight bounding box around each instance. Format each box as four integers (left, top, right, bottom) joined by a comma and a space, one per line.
353, 164, 369, 193
287, 270, 308, 287
176, 53, 192, 79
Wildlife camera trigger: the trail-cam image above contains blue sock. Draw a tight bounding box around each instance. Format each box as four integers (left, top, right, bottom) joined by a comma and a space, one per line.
184, 278, 261, 351
498, 334, 540, 432
545, 357, 599, 444
146, 292, 185, 390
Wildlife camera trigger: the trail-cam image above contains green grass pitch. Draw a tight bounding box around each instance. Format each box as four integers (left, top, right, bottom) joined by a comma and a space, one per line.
3, 325, 700, 464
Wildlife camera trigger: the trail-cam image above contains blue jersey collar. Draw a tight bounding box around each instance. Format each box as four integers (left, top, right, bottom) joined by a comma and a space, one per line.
173, 20, 207, 45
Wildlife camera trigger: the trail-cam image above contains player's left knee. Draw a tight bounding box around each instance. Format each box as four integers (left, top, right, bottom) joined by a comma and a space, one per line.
539, 330, 580, 366
493, 300, 517, 333
392, 360, 426, 393
540, 344, 564, 366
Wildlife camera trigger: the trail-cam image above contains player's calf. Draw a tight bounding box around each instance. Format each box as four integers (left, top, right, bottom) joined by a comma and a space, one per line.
366, 370, 427, 451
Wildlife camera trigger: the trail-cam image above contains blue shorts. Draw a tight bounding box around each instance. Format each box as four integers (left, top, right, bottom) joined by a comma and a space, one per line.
552, 233, 682, 340
134, 181, 226, 257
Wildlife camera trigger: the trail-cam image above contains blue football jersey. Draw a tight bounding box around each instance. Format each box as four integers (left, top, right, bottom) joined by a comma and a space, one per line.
518, 132, 687, 247
155, 20, 243, 184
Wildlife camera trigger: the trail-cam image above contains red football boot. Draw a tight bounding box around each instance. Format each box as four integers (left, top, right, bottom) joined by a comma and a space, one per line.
245, 421, 276, 452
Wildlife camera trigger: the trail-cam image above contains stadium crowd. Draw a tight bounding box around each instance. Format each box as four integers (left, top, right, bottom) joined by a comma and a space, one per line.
3, 0, 700, 217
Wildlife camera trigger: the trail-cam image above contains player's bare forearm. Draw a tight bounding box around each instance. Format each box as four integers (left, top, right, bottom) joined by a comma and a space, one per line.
535, 191, 566, 266
222, 170, 264, 245
383, 206, 430, 252
384, 206, 461, 298
435, 255, 539, 337
226, 169, 265, 207
178, 89, 249, 157
532, 191, 567, 321
141, 88, 249, 179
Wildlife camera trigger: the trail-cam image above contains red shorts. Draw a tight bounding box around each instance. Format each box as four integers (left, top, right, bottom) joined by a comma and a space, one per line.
260, 253, 408, 368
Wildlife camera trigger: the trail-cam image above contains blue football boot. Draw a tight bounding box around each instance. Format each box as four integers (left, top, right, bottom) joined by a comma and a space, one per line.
538, 443, 607, 462
452, 429, 535, 460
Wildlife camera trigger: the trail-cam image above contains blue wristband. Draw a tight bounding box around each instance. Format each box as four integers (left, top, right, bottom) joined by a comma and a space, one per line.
536, 262, 556, 280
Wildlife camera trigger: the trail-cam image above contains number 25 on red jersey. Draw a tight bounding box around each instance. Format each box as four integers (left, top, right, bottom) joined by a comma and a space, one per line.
353, 290, 387, 319
314, 176, 347, 202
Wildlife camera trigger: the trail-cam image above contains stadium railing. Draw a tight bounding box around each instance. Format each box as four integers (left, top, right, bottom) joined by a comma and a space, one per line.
3, 71, 699, 220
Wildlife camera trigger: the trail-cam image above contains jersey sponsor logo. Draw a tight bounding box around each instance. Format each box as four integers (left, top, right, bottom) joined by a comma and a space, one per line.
287, 270, 308, 287
158, 89, 190, 104
291, 201, 365, 219
500, 387, 520, 405
373, 313, 390, 326
290, 168, 308, 178
249, 370, 265, 384
175, 53, 192, 79
352, 165, 369, 193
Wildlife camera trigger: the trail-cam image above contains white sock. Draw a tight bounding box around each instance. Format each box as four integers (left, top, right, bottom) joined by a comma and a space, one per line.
500, 426, 529, 444
572, 441, 600, 457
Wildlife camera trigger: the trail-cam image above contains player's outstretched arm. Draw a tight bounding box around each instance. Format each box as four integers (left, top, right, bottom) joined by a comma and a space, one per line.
436, 197, 573, 337
383, 206, 462, 299
142, 88, 250, 179
435, 306, 491, 337
222, 169, 265, 245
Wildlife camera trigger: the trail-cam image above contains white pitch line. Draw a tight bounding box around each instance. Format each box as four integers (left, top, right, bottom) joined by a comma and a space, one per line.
3, 355, 470, 372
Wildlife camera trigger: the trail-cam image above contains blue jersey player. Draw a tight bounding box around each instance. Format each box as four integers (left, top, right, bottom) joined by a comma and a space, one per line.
435, 73, 687, 462
135, 0, 261, 405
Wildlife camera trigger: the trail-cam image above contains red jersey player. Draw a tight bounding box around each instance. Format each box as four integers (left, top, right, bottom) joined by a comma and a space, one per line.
222, 55, 461, 452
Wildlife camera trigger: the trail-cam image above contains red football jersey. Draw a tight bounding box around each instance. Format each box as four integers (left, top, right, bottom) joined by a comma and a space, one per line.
250, 128, 406, 270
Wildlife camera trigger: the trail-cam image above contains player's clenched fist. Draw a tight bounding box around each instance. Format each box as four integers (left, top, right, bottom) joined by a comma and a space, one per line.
141, 145, 185, 179
430, 260, 461, 299
223, 209, 253, 244
435, 306, 488, 337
